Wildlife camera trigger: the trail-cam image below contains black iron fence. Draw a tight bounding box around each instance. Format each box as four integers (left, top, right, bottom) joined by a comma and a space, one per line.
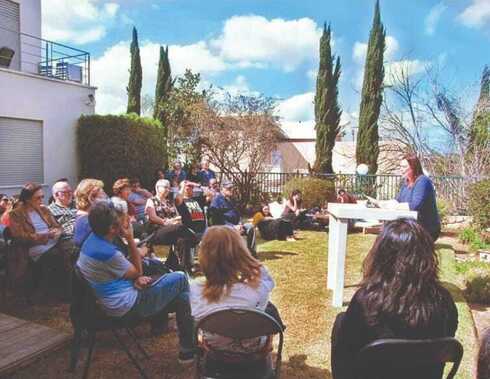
216, 172, 471, 214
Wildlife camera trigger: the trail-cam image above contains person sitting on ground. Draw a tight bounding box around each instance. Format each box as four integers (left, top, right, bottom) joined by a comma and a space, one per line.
73, 179, 108, 247
48, 180, 77, 241
191, 226, 283, 355
209, 180, 257, 257
76, 202, 195, 363
331, 218, 458, 379
128, 177, 153, 223
166, 160, 187, 187
282, 189, 309, 229
252, 204, 296, 241
145, 179, 198, 271
198, 158, 216, 187
9, 183, 71, 299
337, 189, 357, 204
478, 328, 490, 379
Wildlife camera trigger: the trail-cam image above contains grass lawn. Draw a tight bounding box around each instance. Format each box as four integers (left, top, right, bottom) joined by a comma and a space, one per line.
1, 231, 477, 378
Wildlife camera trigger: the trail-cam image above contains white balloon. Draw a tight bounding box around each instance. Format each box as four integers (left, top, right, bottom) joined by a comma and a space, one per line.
356, 164, 369, 175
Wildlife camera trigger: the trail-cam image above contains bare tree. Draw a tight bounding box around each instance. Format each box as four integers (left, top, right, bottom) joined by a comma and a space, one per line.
197, 93, 282, 207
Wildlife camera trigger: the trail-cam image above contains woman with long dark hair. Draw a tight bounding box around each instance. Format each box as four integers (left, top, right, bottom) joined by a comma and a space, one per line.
331, 218, 458, 379
397, 154, 441, 240
252, 204, 296, 241
282, 189, 308, 229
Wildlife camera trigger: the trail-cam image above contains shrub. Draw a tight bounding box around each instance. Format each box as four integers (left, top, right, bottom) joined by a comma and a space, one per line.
282, 176, 336, 209
464, 266, 490, 304
468, 179, 490, 229
458, 227, 490, 252
437, 198, 450, 225
77, 114, 166, 193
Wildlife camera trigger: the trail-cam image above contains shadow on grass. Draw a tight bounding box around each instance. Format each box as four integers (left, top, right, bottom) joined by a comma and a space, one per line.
281, 354, 332, 379
259, 251, 298, 261
441, 281, 467, 303
436, 243, 454, 251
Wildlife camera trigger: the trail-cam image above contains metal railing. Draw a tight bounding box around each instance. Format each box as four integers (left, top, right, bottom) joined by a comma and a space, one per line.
0, 25, 90, 85
216, 172, 470, 213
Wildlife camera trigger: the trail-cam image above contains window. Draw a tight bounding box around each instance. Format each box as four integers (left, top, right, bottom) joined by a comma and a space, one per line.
0, 118, 44, 186
0, 0, 20, 70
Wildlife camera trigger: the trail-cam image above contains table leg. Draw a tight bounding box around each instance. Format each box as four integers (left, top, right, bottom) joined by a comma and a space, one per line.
331, 217, 348, 308
327, 214, 336, 289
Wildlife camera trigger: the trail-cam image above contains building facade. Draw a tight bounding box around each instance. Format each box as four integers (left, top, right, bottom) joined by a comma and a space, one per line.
0, 0, 96, 196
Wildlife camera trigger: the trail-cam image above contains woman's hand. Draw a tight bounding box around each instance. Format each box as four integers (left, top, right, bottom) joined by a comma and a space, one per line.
134, 276, 152, 289
36, 233, 50, 244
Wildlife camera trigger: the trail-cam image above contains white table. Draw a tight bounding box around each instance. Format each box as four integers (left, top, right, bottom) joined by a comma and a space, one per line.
327, 203, 417, 307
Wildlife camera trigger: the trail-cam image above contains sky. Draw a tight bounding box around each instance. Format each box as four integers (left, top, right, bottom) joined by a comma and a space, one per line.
41, 0, 490, 139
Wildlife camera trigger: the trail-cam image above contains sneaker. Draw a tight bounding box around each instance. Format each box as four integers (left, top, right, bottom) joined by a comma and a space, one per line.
178, 351, 195, 365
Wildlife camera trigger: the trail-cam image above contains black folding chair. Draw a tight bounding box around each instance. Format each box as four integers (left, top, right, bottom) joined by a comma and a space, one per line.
356, 337, 463, 379
194, 307, 284, 379
69, 267, 150, 379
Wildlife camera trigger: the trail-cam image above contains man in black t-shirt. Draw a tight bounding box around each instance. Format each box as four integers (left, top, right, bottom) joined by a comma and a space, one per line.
180, 181, 206, 235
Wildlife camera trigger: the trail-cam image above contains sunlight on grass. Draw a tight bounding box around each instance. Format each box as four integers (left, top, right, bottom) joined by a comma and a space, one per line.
259, 231, 476, 379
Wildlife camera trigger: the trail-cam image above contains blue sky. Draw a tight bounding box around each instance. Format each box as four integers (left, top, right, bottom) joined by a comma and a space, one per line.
42, 0, 490, 138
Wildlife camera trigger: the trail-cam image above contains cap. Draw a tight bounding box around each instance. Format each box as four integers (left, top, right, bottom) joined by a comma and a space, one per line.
222, 180, 234, 189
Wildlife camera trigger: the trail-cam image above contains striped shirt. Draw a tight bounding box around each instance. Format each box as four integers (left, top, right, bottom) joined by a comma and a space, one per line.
48, 202, 77, 240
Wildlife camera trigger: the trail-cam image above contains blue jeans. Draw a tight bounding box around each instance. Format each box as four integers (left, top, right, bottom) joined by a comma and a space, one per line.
131, 272, 195, 353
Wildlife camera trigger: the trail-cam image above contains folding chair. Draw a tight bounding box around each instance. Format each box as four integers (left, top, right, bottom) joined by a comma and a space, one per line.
194, 307, 284, 379
69, 267, 150, 379
356, 337, 463, 379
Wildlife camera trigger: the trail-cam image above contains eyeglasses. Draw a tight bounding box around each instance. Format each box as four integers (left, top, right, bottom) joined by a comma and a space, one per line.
33, 195, 44, 200
57, 190, 73, 195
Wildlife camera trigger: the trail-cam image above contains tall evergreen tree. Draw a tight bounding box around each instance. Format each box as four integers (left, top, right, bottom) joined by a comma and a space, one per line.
355, 0, 385, 174
313, 23, 342, 174
127, 27, 142, 115
470, 65, 490, 148
154, 46, 173, 168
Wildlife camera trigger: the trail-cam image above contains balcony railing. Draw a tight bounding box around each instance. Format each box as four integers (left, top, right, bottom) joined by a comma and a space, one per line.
0, 25, 90, 86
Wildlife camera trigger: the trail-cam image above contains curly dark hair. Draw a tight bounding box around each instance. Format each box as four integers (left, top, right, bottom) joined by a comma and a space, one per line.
361, 218, 445, 328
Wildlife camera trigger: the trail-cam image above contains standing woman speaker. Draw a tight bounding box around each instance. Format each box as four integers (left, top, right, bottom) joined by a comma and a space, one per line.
397, 154, 441, 241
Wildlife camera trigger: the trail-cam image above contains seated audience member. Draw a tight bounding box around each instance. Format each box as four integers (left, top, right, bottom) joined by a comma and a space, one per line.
73, 179, 108, 247
191, 226, 282, 354
282, 189, 309, 229
77, 202, 195, 362
128, 177, 152, 223
180, 181, 206, 235
112, 178, 145, 238
74, 179, 167, 277
204, 178, 220, 205
331, 218, 458, 379
47, 178, 69, 205
9, 183, 71, 298
198, 158, 216, 187
209, 180, 257, 257
337, 189, 357, 204
252, 205, 295, 241
187, 163, 201, 184
0, 196, 18, 227
145, 179, 198, 270
166, 160, 187, 187
478, 329, 490, 379
48, 180, 77, 241
0, 194, 9, 217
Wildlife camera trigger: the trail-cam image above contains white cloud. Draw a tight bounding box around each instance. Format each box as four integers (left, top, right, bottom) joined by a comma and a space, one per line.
425, 2, 447, 35
352, 35, 398, 66
211, 15, 322, 72
384, 59, 429, 86
42, 0, 120, 44
277, 92, 315, 122
459, 0, 490, 28
93, 40, 227, 114
352, 42, 367, 65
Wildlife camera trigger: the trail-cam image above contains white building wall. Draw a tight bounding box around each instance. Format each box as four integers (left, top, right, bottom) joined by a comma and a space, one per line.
0, 68, 95, 196
10, 0, 42, 73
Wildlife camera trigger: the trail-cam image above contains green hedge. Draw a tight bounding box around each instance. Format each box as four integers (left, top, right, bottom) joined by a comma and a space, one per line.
282, 176, 336, 209
468, 179, 490, 229
77, 114, 166, 193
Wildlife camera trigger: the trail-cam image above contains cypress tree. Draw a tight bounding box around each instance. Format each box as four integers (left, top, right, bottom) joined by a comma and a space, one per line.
127, 27, 142, 115
313, 23, 342, 174
355, 0, 385, 174
154, 46, 173, 168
